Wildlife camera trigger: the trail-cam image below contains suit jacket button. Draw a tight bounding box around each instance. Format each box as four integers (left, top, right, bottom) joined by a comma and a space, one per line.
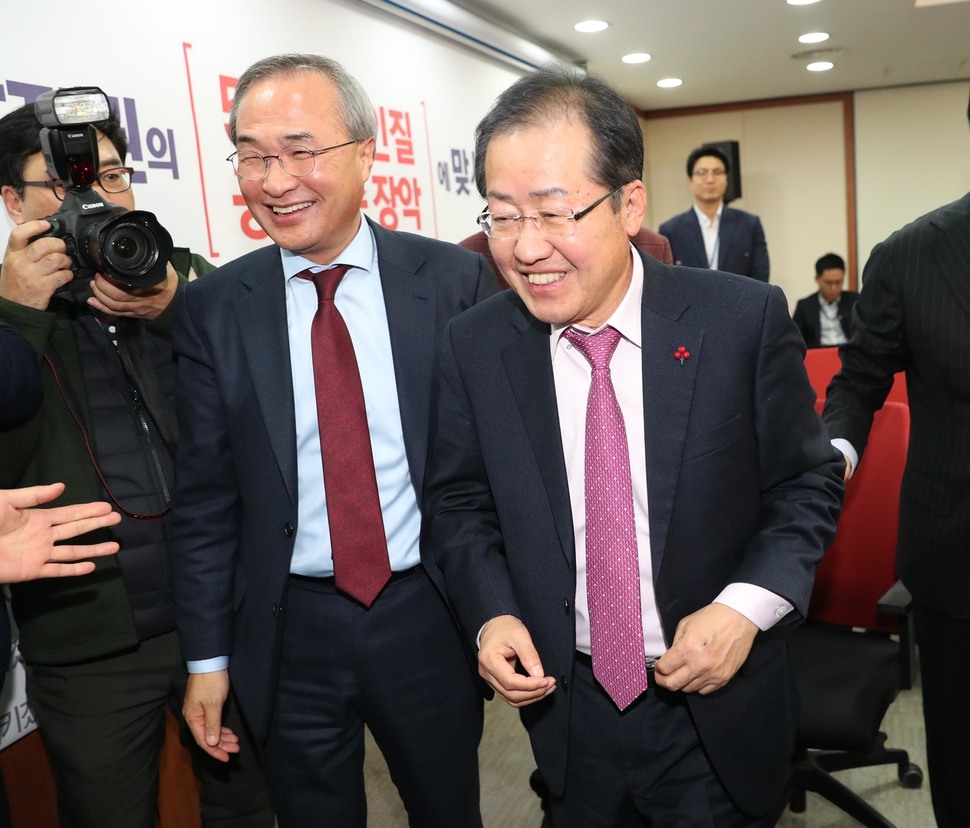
283, 522, 294, 537
560, 675, 568, 692
564, 598, 571, 615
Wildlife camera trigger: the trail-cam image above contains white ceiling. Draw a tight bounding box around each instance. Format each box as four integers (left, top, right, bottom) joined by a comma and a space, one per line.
449, 0, 970, 111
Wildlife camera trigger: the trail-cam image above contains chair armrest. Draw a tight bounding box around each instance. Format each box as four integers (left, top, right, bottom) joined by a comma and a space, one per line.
877, 579, 917, 690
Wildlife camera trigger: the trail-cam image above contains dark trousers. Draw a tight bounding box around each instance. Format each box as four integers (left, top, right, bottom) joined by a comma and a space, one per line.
26, 629, 274, 828
913, 600, 970, 828
264, 568, 483, 828
548, 656, 774, 828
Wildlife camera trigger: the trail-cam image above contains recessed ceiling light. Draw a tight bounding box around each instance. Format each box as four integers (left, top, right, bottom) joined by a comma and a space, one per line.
787, 0, 821, 5
799, 31, 829, 44
807, 60, 834, 72
574, 19, 608, 33
622, 52, 652, 64
657, 78, 683, 88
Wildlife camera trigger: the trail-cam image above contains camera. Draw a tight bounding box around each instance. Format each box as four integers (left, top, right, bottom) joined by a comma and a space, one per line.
30, 87, 173, 289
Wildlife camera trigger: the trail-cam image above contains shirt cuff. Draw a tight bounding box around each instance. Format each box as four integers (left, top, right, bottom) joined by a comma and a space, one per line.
715, 583, 793, 631
830, 438, 858, 479
186, 656, 229, 673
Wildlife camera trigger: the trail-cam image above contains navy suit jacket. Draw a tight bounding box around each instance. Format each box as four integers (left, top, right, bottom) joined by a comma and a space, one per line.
660, 205, 769, 281
426, 253, 843, 816
793, 290, 859, 348
0, 319, 41, 427
168, 218, 495, 742
824, 192, 970, 619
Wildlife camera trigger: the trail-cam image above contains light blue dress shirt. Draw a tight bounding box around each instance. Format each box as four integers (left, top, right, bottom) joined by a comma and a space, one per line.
188, 216, 420, 674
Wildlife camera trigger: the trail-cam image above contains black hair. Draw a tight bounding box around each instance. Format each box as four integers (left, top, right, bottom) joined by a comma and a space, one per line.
685, 145, 730, 178
0, 100, 127, 194
474, 65, 643, 209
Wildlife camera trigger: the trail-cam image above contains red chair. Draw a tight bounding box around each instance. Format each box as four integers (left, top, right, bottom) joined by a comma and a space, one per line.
804, 346, 907, 405
784, 401, 922, 827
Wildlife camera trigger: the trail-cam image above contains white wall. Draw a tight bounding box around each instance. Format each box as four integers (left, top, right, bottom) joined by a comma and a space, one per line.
0, 0, 523, 266
854, 81, 970, 269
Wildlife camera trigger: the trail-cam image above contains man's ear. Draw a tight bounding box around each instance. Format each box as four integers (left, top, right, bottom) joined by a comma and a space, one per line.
1, 184, 26, 225
621, 180, 648, 236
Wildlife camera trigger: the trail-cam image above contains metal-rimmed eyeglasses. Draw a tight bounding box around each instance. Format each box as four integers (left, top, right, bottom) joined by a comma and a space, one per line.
476, 184, 625, 239
227, 141, 358, 180
21, 167, 135, 202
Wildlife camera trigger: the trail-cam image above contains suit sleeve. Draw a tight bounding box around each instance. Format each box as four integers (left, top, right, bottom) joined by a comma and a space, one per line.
168, 286, 240, 661
743, 286, 844, 617
791, 298, 812, 346
822, 240, 906, 461
425, 318, 520, 646
750, 217, 770, 282
0, 320, 41, 428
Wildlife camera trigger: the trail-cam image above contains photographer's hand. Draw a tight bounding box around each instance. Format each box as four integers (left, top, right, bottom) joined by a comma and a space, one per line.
88, 263, 179, 320
0, 221, 73, 310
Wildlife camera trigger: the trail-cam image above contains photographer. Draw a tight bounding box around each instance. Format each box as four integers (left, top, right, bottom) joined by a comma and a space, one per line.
0, 99, 273, 828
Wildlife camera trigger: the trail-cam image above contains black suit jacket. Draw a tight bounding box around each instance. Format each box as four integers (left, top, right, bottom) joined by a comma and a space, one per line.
168, 218, 495, 742
659, 205, 770, 281
426, 252, 843, 816
793, 290, 859, 348
824, 192, 970, 619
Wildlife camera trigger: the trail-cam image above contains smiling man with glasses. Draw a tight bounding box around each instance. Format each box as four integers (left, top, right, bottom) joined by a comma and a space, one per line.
425, 65, 842, 827
660, 144, 770, 282
169, 53, 493, 827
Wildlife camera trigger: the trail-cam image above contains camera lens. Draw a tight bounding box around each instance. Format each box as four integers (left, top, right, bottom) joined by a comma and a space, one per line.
87, 210, 173, 288
110, 233, 140, 262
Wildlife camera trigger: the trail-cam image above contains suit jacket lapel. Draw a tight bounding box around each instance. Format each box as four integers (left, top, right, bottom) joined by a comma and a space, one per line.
235, 247, 299, 506
369, 220, 437, 496
640, 254, 703, 573
502, 305, 576, 568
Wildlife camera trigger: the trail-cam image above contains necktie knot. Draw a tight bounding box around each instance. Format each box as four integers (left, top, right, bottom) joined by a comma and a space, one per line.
297, 264, 351, 303
564, 325, 622, 371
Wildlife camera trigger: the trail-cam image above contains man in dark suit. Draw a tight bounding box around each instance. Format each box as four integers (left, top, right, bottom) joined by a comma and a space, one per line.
459, 225, 673, 287
426, 66, 843, 827
792, 253, 859, 348
659, 145, 769, 281
169, 54, 493, 826
822, 91, 970, 828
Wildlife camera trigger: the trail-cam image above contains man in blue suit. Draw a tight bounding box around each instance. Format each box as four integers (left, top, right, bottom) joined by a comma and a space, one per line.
659, 145, 769, 281
426, 67, 842, 826
169, 54, 493, 827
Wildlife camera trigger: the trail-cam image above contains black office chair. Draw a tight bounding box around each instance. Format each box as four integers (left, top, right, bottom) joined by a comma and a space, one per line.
783, 401, 922, 827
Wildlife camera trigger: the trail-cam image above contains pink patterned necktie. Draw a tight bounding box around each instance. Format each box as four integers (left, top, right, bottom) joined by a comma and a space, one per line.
298, 266, 391, 607
564, 325, 648, 710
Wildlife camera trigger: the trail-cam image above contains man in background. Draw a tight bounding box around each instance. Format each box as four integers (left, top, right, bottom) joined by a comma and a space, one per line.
427, 66, 842, 826
170, 54, 492, 826
660, 145, 769, 281
793, 253, 858, 348
822, 89, 970, 828
0, 99, 272, 828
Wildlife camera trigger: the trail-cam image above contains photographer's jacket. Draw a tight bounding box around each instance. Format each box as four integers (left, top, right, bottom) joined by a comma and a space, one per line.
0, 248, 213, 665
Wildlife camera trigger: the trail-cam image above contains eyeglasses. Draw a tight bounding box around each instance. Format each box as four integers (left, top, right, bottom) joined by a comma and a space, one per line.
692, 167, 727, 179
21, 167, 135, 201
227, 141, 358, 180
476, 184, 625, 240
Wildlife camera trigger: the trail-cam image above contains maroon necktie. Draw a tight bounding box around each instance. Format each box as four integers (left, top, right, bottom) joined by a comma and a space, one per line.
564, 325, 648, 710
298, 266, 391, 606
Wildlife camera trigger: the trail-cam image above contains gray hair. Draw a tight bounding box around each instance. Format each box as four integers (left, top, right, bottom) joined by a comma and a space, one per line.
228, 53, 376, 145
